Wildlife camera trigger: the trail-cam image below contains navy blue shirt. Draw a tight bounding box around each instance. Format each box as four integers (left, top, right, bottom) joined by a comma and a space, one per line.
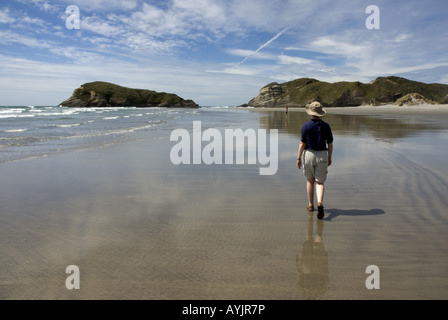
301, 119, 334, 151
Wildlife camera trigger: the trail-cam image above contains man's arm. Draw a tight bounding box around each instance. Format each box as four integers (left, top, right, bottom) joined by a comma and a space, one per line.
327, 143, 333, 166
297, 141, 306, 169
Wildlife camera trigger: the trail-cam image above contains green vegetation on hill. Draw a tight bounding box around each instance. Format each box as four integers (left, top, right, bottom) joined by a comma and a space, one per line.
74, 82, 182, 104
61, 81, 198, 108
248, 76, 448, 107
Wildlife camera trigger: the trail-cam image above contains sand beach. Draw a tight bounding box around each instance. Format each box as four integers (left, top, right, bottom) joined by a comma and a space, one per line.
0, 104, 447, 300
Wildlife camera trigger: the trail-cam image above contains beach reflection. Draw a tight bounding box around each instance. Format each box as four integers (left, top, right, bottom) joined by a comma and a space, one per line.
296, 214, 329, 300
258, 110, 447, 141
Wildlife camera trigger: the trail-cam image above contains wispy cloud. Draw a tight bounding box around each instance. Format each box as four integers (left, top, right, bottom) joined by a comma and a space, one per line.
227, 49, 276, 61
0, 53, 266, 106
238, 27, 291, 65
0, 0, 447, 106
278, 55, 315, 66
56, 0, 139, 12
385, 33, 413, 43
0, 30, 54, 49
0, 8, 16, 23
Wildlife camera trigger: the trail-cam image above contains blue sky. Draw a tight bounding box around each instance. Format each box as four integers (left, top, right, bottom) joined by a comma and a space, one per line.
0, 0, 447, 106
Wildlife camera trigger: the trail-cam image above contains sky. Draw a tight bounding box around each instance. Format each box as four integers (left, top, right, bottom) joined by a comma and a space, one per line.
0, 0, 447, 106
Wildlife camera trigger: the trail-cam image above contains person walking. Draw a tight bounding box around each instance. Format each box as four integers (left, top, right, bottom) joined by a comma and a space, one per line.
297, 102, 333, 219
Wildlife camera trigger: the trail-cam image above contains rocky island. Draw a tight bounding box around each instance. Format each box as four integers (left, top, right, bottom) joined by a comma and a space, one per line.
245, 76, 448, 108
60, 82, 199, 108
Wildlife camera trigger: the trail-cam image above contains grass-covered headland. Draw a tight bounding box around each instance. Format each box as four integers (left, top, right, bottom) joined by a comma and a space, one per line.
60, 82, 199, 108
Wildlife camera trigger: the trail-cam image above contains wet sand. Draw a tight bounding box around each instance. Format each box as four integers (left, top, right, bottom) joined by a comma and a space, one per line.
1, 105, 448, 300
275, 103, 448, 115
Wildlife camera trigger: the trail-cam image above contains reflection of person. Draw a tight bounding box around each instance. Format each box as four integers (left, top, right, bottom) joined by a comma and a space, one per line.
297, 102, 334, 219
296, 215, 329, 299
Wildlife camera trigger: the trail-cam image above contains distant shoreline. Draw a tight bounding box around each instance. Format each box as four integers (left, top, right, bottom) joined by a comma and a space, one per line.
243, 103, 448, 115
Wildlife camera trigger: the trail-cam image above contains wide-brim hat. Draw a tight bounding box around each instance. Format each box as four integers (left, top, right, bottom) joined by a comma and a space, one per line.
306, 101, 327, 117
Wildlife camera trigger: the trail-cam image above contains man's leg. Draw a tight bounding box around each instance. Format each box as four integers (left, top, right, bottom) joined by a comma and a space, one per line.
314, 151, 328, 219
316, 182, 324, 204
307, 178, 315, 208
316, 182, 325, 219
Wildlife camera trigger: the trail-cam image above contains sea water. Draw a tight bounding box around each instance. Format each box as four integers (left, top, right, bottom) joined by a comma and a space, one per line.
0, 105, 254, 164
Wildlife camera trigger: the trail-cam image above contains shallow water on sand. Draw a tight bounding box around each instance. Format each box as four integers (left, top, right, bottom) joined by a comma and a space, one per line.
261, 110, 448, 299
0, 108, 447, 299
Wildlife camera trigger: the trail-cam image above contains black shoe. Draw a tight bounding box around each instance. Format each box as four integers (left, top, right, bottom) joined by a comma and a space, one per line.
317, 202, 324, 219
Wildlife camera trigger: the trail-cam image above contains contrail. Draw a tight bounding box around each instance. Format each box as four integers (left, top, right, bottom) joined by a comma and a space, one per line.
238, 26, 291, 65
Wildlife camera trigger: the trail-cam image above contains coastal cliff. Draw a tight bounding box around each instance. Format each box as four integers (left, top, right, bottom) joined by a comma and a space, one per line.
60, 82, 199, 108
246, 76, 448, 108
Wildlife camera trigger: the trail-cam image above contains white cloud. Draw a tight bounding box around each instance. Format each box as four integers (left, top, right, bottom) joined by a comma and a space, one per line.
238, 26, 290, 65
0, 30, 53, 49
307, 32, 445, 80
208, 65, 260, 76
22, 15, 47, 27
34, 0, 59, 12
13, 0, 60, 13
81, 16, 124, 37
310, 36, 368, 58
49, 47, 103, 63
74, 2, 229, 54
1, 0, 447, 106
56, 0, 139, 12
386, 33, 413, 43
121, 1, 233, 40
226, 49, 276, 61
381, 62, 448, 76
122, 32, 183, 52
0, 54, 265, 106
278, 55, 315, 65
172, 0, 227, 25
0, 8, 16, 23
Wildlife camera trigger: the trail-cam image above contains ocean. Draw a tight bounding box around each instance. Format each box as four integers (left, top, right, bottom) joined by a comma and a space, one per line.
0, 105, 255, 164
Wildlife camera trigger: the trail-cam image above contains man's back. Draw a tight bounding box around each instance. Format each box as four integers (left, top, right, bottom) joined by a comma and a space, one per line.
301, 119, 333, 151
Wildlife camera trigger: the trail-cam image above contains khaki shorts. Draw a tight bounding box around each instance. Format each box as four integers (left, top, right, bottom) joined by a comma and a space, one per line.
302, 150, 328, 183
